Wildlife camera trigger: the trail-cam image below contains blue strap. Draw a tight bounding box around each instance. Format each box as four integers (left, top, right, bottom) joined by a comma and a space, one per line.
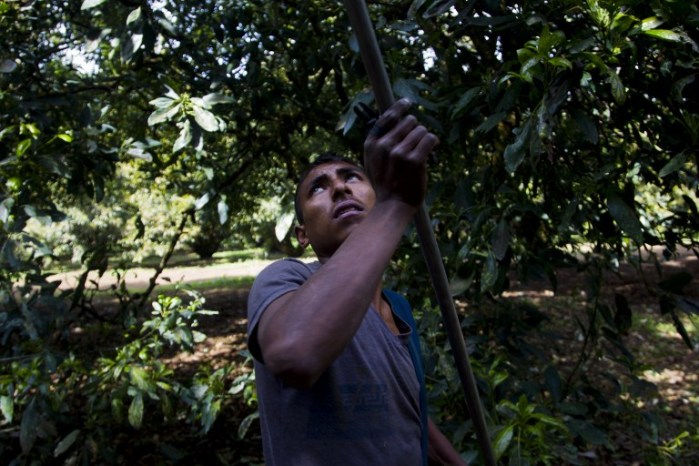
384, 289, 428, 466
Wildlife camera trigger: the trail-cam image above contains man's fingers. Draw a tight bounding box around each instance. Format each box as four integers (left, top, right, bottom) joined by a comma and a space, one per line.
388, 125, 439, 163
367, 121, 386, 138
367, 98, 413, 140
414, 131, 439, 158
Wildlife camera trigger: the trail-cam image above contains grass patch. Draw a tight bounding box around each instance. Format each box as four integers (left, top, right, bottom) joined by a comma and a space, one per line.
151, 275, 255, 293
120, 248, 277, 268
46, 248, 281, 274
90, 274, 257, 296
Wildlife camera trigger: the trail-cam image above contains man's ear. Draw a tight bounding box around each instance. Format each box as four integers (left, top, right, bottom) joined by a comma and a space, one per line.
294, 224, 310, 248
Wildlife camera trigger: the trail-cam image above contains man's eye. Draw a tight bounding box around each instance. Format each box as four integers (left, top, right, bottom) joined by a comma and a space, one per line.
346, 173, 361, 181
310, 185, 324, 194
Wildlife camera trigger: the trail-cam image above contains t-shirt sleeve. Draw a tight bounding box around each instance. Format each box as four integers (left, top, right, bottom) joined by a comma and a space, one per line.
246, 259, 315, 363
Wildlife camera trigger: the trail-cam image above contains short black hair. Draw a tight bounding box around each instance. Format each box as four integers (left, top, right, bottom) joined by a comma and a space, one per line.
294, 152, 361, 224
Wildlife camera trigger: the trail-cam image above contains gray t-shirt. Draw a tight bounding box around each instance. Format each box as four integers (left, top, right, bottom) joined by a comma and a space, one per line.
247, 258, 423, 466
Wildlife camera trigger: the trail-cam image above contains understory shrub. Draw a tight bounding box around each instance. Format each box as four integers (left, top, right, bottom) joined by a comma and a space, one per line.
0, 289, 235, 465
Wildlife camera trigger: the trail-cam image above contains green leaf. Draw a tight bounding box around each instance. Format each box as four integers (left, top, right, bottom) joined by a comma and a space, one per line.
531, 412, 567, 429
670, 310, 694, 348
0, 201, 11, 226
149, 97, 177, 109
147, 103, 181, 126
393, 79, 437, 110
191, 384, 208, 400
17, 138, 32, 156
0, 59, 17, 73
559, 402, 587, 416
192, 330, 206, 343
156, 381, 173, 391
643, 29, 684, 43
126, 7, 141, 25
195, 191, 211, 209
111, 397, 124, 422
130, 366, 150, 391
216, 194, 232, 224
516, 47, 537, 64
607, 70, 626, 104
544, 366, 562, 402
157, 16, 177, 34
20, 403, 40, 453
127, 147, 153, 162
480, 251, 498, 292
538, 25, 565, 55
422, 0, 457, 18
81, 0, 108, 10
614, 293, 632, 335
190, 97, 209, 109
548, 57, 572, 70
450, 88, 480, 119
201, 399, 221, 433
54, 429, 80, 457
274, 210, 294, 242
491, 218, 510, 260
449, 275, 472, 297
494, 425, 514, 459
202, 93, 235, 106
173, 119, 192, 153
607, 194, 642, 243
407, 0, 429, 18
158, 443, 184, 461
572, 110, 598, 143
582, 51, 609, 73
588, 0, 610, 28
163, 85, 180, 100
56, 133, 73, 143
519, 57, 540, 81
128, 393, 144, 429
504, 120, 532, 173
492, 372, 508, 389
0, 125, 16, 141
0, 395, 13, 422
238, 411, 259, 439
475, 112, 506, 134
568, 420, 609, 446
659, 152, 687, 177
640, 16, 664, 31
121, 32, 143, 63
191, 105, 219, 132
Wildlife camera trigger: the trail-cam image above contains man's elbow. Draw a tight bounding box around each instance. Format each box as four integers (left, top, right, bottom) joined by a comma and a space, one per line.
262, 344, 324, 389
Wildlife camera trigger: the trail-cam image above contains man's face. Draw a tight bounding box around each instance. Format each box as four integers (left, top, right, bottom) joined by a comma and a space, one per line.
294, 161, 376, 261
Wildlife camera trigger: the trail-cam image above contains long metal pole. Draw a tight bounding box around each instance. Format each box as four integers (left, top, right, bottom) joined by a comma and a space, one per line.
342, 1, 496, 465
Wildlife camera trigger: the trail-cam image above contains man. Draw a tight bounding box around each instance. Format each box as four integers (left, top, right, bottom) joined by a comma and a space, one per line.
247, 98, 466, 465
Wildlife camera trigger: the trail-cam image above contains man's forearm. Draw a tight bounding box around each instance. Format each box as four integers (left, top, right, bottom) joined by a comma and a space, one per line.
428, 418, 467, 466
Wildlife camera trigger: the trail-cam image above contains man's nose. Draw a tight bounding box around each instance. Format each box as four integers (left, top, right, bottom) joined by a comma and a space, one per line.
331, 177, 351, 200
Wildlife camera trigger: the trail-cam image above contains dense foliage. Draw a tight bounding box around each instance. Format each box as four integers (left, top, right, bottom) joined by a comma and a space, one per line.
1, 0, 697, 464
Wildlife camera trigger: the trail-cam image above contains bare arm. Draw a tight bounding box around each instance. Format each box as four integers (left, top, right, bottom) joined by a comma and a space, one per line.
428, 418, 468, 465
255, 99, 438, 388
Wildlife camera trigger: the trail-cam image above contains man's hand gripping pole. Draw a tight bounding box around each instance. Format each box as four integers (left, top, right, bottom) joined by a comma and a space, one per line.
342, 1, 497, 465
